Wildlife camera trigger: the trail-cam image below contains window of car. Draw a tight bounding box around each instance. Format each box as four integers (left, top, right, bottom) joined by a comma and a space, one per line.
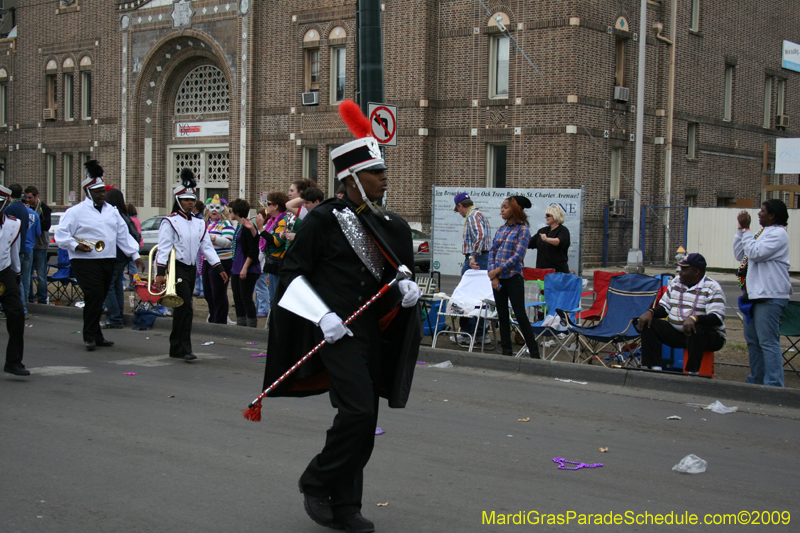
140, 216, 163, 231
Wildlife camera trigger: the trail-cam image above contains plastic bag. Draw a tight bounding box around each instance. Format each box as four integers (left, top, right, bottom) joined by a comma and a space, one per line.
429, 360, 453, 368
706, 400, 738, 414
672, 454, 707, 474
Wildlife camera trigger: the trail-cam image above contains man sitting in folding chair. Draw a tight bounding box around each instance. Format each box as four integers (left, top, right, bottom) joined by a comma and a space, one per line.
636, 254, 726, 374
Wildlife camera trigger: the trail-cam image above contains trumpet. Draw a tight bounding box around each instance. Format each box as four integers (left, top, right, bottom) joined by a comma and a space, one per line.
147, 245, 184, 308
76, 237, 105, 252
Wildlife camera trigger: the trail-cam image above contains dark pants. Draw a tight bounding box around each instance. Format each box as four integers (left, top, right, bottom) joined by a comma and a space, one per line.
32, 248, 49, 303
103, 261, 128, 326
641, 319, 725, 372
71, 258, 115, 344
231, 272, 259, 320
1, 266, 25, 367
493, 274, 539, 357
203, 258, 232, 324
299, 313, 382, 519
170, 261, 196, 357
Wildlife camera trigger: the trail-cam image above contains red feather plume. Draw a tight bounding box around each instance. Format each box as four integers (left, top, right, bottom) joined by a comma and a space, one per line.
339, 99, 372, 139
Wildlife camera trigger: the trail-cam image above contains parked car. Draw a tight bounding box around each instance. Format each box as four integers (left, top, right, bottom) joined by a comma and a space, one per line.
140, 215, 166, 256
47, 212, 67, 260
410, 228, 431, 272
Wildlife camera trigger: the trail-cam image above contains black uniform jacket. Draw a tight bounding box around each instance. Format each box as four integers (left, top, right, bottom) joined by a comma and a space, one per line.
262, 196, 423, 408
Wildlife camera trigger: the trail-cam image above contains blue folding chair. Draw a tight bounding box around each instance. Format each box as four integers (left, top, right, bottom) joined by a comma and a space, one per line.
564, 274, 661, 366
47, 249, 83, 305
529, 273, 583, 361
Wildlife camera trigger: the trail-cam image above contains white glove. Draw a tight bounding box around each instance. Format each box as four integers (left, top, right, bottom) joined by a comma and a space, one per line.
398, 279, 421, 308
319, 312, 353, 344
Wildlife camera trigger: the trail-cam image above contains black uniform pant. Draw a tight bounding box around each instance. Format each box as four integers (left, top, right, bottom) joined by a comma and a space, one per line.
71, 258, 115, 344
299, 318, 382, 519
203, 258, 232, 324
170, 261, 196, 357
641, 318, 726, 372
493, 274, 540, 356
1, 266, 25, 367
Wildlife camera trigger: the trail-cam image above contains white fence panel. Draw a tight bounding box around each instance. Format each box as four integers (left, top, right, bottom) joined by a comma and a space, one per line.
686, 207, 800, 272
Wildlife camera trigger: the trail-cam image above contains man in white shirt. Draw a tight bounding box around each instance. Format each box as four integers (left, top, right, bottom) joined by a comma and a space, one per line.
0, 184, 28, 376
55, 160, 144, 351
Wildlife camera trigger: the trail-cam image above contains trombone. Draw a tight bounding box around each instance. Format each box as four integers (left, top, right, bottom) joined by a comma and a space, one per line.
75, 237, 105, 252
147, 245, 184, 308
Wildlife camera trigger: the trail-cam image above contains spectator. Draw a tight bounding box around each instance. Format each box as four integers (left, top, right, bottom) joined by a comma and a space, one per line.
335, 182, 346, 199
102, 189, 140, 329
192, 198, 205, 297
734, 200, 792, 387
254, 207, 271, 318
25, 186, 52, 304
125, 203, 143, 290
285, 178, 316, 219
4, 184, 29, 270
528, 204, 571, 273
637, 253, 726, 373
488, 196, 540, 358
229, 198, 261, 327
453, 192, 492, 346
203, 195, 234, 324
284, 186, 324, 247
20, 199, 41, 318
256, 192, 290, 308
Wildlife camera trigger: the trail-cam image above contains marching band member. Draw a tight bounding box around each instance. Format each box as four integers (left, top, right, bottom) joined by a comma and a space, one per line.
155, 169, 228, 361
0, 184, 27, 376
55, 160, 144, 351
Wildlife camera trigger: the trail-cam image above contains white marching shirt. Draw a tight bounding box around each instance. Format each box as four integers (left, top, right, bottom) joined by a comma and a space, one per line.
0, 214, 22, 272
54, 197, 141, 261
156, 212, 221, 269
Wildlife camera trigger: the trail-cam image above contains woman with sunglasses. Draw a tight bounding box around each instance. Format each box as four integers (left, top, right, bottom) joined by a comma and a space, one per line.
203, 195, 235, 324
488, 196, 540, 358
256, 192, 291, 309
529, 204, 571, 273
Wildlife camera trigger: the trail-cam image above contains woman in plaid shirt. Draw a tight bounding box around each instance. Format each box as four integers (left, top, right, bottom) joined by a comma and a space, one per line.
488, 196, 540, 358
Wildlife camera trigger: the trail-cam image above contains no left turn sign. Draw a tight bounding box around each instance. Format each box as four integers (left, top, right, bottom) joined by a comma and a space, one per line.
368, 102, 397, 146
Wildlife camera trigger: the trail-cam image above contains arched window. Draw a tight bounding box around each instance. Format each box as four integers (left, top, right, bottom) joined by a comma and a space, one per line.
174, 65, 230, 115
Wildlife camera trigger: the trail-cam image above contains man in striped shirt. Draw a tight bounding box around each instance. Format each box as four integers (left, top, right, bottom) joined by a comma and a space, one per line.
454, 192, 492, 345
637, 253, 726, 373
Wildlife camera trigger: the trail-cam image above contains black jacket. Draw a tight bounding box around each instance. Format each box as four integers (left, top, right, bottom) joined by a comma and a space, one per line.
262, 197, 422, 408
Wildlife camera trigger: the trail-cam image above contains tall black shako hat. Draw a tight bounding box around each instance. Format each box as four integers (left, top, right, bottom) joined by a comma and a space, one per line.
81, 160, 106, 198
173, 168, 197, 212
331, 100, 388, 219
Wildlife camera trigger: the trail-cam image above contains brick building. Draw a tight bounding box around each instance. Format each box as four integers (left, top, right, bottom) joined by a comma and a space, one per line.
0, 0, 797, 266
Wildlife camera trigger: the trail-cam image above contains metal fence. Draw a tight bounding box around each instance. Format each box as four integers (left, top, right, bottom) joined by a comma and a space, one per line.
603, 205, 689, 267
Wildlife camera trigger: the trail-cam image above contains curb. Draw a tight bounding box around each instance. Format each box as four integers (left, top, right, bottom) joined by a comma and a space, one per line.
29, 305, 800, 409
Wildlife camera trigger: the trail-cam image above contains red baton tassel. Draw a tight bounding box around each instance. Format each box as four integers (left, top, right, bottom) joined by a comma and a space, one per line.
242, 402, 262, 422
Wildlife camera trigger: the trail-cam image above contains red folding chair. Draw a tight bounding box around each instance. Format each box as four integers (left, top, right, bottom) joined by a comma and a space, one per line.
580, 271, 624, 324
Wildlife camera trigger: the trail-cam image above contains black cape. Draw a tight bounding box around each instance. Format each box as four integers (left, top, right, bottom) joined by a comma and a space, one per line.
262, 197, 422, 408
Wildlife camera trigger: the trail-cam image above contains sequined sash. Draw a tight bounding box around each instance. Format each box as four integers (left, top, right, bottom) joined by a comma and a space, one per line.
333, 208, 385, 281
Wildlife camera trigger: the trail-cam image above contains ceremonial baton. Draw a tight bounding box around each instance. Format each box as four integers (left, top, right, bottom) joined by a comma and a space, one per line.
242, 265, 413, 422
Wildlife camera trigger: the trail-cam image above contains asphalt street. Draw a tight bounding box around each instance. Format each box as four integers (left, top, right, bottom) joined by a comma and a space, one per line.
2, 314, 798, 532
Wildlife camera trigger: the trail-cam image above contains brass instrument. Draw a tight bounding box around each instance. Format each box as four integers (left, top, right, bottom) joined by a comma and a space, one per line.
76, 237, 106, 252
147, 245, 184, 308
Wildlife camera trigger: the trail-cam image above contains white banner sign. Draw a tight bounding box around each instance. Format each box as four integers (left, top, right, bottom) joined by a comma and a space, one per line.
431, 187, 583, 276
775, 138, 800, 174
175, 120, 230, 138
783, 40, 800, 73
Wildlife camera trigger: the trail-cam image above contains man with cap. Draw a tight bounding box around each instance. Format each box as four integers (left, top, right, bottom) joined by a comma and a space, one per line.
0, 184, 28, 376
155, 169, 228, 361
262, 100, 421, 533
637, 253, 726, 373
454, 192, 492, 346
55, 160, 145, 351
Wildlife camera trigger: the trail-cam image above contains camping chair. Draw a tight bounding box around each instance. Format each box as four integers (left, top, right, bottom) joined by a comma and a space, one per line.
47, 249, 83, 305
580, 271, 625, 324
431, 269, 495, 352
564, 274, 661, 366
529, 272, 583, 361
779, 301, 800, 379
522, 268, 553, 322
418, 276, 444, 344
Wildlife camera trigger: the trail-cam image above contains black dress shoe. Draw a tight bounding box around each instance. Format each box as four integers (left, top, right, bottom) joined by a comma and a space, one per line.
334, 512, 375, 533
96, 340, 115, 348
184, 353, 197, 361
298, 480, 339, 530
4, 364, 31, 376
85, 341, 96, 351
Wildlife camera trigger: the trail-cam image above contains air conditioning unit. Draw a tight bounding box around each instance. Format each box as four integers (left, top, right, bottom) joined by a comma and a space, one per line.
610, 198, 626, 217
613, 86, 630, 102
301, 91, 319, 106
776, 114, 789, 128
43, 108, 55, 121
